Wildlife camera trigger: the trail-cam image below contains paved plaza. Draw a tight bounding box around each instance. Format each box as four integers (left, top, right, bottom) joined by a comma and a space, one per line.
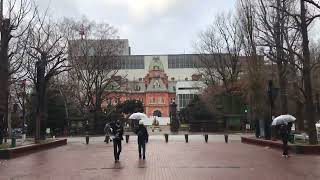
0, 135, 319, 180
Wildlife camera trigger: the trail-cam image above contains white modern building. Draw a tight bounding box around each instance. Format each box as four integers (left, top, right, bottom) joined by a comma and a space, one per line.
176, 81, 206, 111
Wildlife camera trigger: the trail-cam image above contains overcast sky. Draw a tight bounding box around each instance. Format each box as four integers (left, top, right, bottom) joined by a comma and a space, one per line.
35, 0, 237, 55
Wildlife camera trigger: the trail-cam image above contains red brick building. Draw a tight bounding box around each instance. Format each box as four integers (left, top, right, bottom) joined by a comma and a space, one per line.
103, 57, 176, 117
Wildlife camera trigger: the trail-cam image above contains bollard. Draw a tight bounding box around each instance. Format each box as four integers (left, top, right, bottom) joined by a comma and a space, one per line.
11, 133, 16, 148
164, 134, 169, 143
224, 134, 228, 143
204, 134, 208, 143
185, 134, 189, 143
86, 135, 89, 144
125, 134, 130, 143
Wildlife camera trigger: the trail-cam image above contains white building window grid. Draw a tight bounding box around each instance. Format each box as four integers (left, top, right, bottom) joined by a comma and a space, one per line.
116, 56, 144, 69
178, 94, 197, 110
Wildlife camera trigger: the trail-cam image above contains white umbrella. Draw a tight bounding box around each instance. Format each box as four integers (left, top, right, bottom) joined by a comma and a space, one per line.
271, 114, 296, 126
129, 112, 148, 120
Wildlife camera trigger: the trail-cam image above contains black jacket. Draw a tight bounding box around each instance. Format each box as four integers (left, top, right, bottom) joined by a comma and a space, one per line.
111, 123, 124, 141
135, 125, 149, 144
279, 124, 289, 140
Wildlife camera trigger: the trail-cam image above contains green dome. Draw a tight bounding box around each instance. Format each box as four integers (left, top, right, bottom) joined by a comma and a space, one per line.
149, 56, 164, 71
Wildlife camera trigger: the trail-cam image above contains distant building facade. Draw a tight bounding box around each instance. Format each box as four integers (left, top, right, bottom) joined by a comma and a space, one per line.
103, 55, 204, 117
69, 39, 258, 119
68, 39, 131, 56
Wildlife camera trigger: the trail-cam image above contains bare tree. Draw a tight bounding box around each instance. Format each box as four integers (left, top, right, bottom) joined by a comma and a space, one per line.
274, 0, 320, 144
24, 10, 69, 141
237, 0, 267, 128
66, 17, 125, 132
194, 12, 244, 131
255, 0, 300, 115
195, 13, 243, 93
0, 0, 35, 143
298, 0, 320, 144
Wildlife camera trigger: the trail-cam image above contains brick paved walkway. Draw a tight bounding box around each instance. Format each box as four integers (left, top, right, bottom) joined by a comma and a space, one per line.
0, 136, 319, 180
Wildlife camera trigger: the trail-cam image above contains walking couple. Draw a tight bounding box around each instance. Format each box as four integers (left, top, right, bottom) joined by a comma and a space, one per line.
105, 119, 149, 162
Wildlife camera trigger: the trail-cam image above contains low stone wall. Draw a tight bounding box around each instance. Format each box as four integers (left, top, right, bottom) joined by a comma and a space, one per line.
0, 139, 67, 159
241, 137, 320, 155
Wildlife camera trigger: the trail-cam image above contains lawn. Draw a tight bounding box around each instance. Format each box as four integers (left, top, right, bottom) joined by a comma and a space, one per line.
0, 143, 10, 149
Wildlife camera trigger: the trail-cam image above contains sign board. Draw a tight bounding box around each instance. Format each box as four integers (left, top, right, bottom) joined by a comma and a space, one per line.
46, 128, 50, 134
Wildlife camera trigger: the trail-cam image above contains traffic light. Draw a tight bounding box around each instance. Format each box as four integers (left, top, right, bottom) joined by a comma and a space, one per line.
244, 104, 249, 113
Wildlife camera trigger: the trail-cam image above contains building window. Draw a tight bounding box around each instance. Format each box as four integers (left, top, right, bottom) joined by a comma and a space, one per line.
150, 97, 156, 104
153, 65, 159, 70
117, 55, 144, 69
115, 97, 120, 104
158, 97, 164, 104
168, 54, 213, 69
153, 80, 160, 89
178, 94, 197, 110
135, 85, 141, 91
168, 55, 198, 69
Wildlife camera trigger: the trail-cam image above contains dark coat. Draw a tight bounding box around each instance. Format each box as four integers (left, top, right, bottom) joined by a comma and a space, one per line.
111, 123, 124, 141
135, 125, 149, 144
279, 124, 289, 140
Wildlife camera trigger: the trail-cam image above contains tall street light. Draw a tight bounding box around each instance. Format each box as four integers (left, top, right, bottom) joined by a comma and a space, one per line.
20, 79, 26, 136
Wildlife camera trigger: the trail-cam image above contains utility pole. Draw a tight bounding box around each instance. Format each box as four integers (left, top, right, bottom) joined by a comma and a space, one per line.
0, 0, 5, 144
21, 79, 26, 141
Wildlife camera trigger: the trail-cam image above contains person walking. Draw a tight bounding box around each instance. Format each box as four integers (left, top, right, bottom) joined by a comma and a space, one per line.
135, 120, 149, 160
111, 120, 123, 162
279, 123, 289, 158
104, 122, 112, 143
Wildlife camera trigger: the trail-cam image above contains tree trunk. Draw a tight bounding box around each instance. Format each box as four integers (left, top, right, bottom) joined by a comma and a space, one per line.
0, 19, 10, 144
296, 100, 304, 131
275, 0, 288, 115
35, 59, 47, 141
316, 93, 320, 121
300, 0, 318, 144
94, 92, 103, 133
278, 64, 288, 114
58, 88, 69, 135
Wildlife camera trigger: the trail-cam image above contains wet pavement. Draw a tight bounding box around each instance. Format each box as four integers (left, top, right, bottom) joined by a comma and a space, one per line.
0, 135, 319, 180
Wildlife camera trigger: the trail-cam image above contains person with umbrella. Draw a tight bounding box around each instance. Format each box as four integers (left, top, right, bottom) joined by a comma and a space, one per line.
110, 120, 124, 162
135, 120, 149, 160
129, 112, 148, 129
272, 114, 296, 158
279, 123, 289, 158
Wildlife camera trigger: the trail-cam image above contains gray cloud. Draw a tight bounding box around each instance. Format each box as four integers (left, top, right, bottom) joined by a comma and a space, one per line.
35, 0, 237, 54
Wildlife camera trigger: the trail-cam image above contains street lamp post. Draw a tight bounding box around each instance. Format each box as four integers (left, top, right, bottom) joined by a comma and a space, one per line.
267, 80, 279, 140
20, 79, 26, 140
